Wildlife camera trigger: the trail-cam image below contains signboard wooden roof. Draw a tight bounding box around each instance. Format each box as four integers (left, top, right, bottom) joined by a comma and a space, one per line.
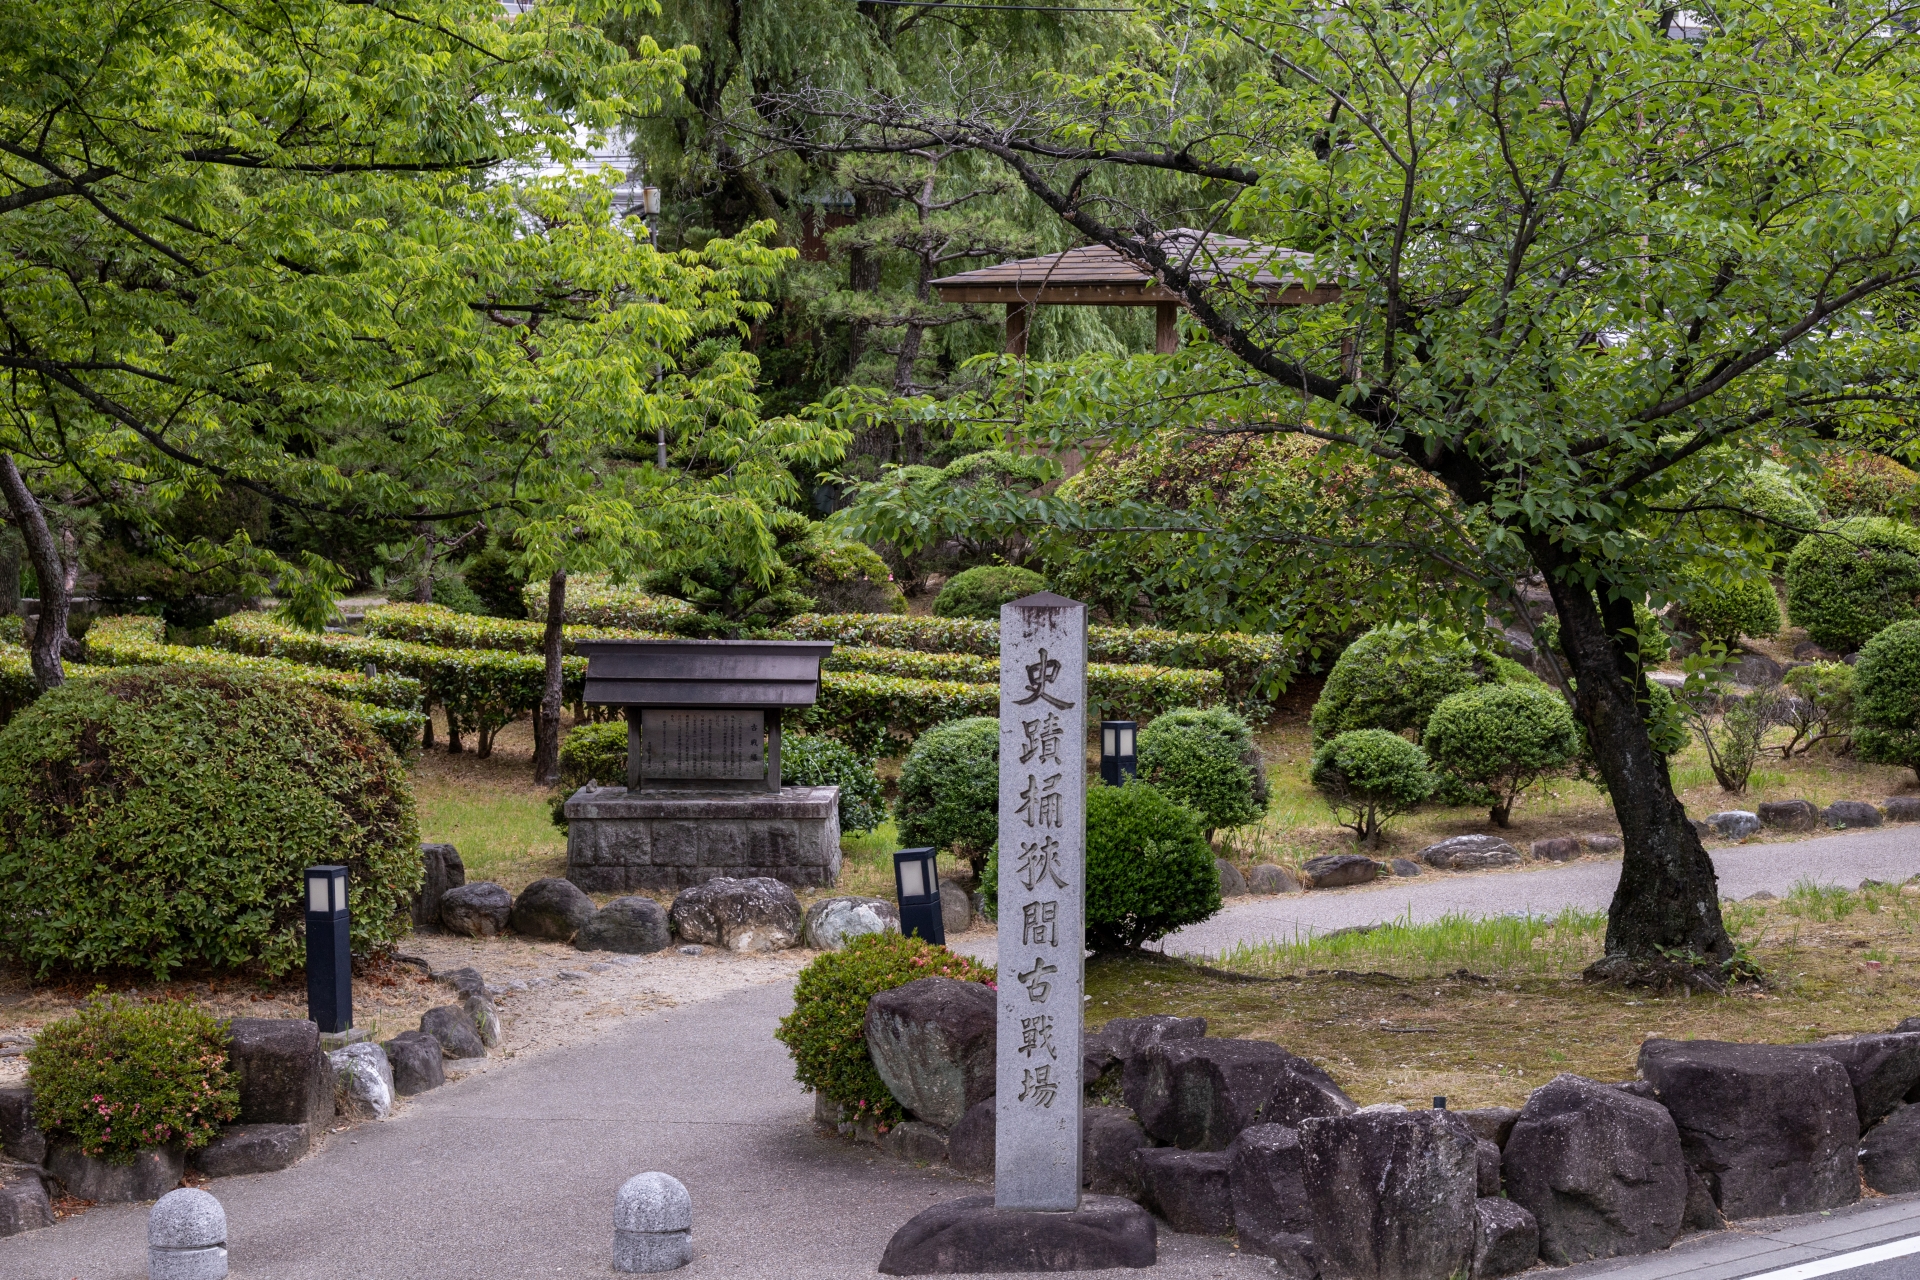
930, 232, 1339, 307
575, 638, 834, 708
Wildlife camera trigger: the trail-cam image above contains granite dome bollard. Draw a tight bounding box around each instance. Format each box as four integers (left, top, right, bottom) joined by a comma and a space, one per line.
613, 1172, 692, 1273
149, 1188, 227, 1280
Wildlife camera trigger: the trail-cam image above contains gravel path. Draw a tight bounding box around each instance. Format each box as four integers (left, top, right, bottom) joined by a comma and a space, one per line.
950, 824, 1920, 966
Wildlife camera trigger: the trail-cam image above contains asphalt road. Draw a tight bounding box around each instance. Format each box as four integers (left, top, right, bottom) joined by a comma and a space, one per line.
948, 823, 1920, 966
0, 981, 1263, 1280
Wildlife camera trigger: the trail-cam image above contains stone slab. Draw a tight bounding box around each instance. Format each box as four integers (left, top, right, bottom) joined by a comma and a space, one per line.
565, 785, 842, 891
878, 1194, 1156, 1274
996, 593, 1087, 1212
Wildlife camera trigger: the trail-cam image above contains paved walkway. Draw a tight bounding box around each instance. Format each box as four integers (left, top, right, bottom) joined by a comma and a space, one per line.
1556, 1191, 1920, 1280
0, 982, 1264, 1280
948, 825, 1920, 966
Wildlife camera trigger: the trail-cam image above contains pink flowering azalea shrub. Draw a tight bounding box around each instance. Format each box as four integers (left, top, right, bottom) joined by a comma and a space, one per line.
775, 932, 995, 1128
27, 993, 238, 1162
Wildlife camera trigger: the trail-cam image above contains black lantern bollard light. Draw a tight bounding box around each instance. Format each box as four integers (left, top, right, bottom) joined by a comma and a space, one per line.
305, 864, 352, 1034
1100, 720, 1138, 787
893, 847, 944, 946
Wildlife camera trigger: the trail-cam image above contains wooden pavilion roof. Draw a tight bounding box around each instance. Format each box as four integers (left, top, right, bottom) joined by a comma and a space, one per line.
930, 231, 1340, 307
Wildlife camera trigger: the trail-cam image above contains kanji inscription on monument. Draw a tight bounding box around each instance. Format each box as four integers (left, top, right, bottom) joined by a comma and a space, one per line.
996, 592, 1086, 1211
640, 709, 764, 781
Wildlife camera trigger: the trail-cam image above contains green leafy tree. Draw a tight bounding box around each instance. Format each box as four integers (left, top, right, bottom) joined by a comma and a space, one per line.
0, 0, 848, 791
1854, 621, 1920, 782
823, 0, 1920, 983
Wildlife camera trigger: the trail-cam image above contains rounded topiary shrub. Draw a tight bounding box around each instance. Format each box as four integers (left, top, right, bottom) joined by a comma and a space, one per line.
1674, 571, 1782, 647
1785, 517, 1920, 652
28, 994, 239, 1162
774, 931, 994, 1127
1424, 683, 1581, 827
932, 565, 1047, 620
895, 717, 1000, 875
1309, 728, 1435, 846
781, 733, 886, 834
1136, 707, 1266, 835
0, 668, 420, 979
1310, 622, 1519, 744
1854, 620, 1920, 780
980, 779, 1221, 951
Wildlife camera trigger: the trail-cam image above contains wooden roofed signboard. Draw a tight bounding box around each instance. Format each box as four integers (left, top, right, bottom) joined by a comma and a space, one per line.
574, 638, 834, 792
930, 231, 1341, 354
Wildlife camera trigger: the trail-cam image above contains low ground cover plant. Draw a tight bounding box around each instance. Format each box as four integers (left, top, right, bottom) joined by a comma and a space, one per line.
0, 667, 420, 978
775, 932, 994, 1127
1136, 706, 1267, 836
28, 995, 239, 1162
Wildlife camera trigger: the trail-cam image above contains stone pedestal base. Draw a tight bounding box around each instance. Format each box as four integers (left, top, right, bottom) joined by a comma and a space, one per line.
565, 786, 841, 892
879, 1195, 1156, 1274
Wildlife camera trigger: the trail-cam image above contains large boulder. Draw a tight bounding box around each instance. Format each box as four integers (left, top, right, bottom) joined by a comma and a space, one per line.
802, 896, 899, 951
193, 1122, 310, 1177
1302, 853, 1380, 888
228, 1018, 333, 1129
1216, 859, 1249, 898
939, 881, 973, 935
412, 842, 467, 929
1136, 1148, 1233, 1235
1417, 835, 1521, 870
1530, 837, 1581, 862
877, 1194, 1156, 1275
1758, 799, 1817, 831
49, 1143, 185, 1203
1082, 1106, 1149, 1198
439, 882, 512, 937
1104, 1015, 1207, 1063
383, 1030, 447, 1096
576, 896, 671, 954
0, 1085, 45, 1164
0, 1172, 51, 1237
1227, 1123, 1315, 1270
1822, 799, 1882, 829
1792, 1032, 1920, 1129
1247, 864, 1302, 895
420, 1005, 487, 1060
1473, 1198, 1539, 1280
1298, 1109, 1479, 1280
1454, 1106, 1519, 1149
669, 876, 803, 951
1130, 1038, 1353, 1151
1501, 1073, 1687, 1264
1860, 1104, 1920, 1193
1639, 1038, 1860, 1219
948, 1098, 995, 1179
864, 977, 996, 1129
329, 1041, 394, 1119
1706, 811, 1762, 839
510, 876, 596, 940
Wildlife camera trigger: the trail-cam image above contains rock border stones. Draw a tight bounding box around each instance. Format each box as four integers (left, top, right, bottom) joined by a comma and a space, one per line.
877, 1194, 1156, 1275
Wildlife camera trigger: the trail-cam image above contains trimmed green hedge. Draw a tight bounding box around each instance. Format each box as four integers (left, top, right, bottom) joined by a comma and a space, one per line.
91, 616, 425, 710
802, 671, 1001, 756
213, 612, 584, 756
2, 636, 424, 756
822, 645, 1222, 721
364, 602, 665, 652
523, 574, 699, 630
0, 667, 421, 979
784, 613, 1292, 710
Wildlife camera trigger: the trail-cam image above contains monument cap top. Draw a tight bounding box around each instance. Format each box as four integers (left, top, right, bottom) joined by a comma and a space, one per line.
149, 1188, 226, 1248
575, 638, 834, 708
1005, 591, 1081, 610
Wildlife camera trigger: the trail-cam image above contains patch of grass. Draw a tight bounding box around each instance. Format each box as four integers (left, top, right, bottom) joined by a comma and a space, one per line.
1089, 882, 1920, 1110
1220, 908, 1608, 980
410, 717, 566, 894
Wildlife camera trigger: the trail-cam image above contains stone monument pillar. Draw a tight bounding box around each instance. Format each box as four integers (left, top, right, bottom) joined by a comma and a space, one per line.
995, 592, 1086, 1210
876, 593, 1156, 1275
